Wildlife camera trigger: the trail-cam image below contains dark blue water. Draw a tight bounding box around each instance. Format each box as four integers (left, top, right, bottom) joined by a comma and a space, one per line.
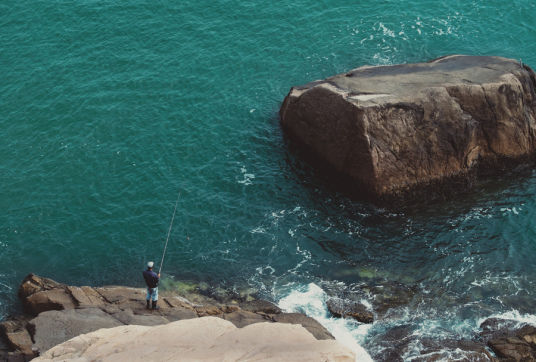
1, 0, 536, 359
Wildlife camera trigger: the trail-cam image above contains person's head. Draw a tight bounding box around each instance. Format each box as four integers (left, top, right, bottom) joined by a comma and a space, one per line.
147, 261, 154, 270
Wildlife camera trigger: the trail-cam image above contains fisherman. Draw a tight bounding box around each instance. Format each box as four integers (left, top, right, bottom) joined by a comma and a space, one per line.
143, 262, 161, 310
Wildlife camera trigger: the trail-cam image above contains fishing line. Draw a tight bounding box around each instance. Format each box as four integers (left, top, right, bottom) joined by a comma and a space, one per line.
159, 192, 181, 274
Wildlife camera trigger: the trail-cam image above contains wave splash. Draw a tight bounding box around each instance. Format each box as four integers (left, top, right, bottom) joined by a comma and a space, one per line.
277, 283, 373, 362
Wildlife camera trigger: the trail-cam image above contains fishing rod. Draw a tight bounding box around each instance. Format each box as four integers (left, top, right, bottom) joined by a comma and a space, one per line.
159, 192, 181, 274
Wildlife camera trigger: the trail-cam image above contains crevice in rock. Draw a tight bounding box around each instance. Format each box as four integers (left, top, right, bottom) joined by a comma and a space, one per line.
479, 85, 500, 157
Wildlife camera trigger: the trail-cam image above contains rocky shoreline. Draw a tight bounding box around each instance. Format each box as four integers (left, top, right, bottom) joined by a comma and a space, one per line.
0, 274, 345, 361
3, 274, 536, 361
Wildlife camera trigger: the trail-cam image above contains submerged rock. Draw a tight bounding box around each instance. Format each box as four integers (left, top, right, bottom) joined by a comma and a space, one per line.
280, 55, 536, 202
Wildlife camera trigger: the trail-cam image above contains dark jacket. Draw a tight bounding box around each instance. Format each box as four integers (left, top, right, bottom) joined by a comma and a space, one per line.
143, 268, 159, 288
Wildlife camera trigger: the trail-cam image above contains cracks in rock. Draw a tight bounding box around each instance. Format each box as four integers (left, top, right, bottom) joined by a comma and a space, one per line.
385, 146, 405, 174
462, 78, 477, 84
446, 134, 459, 162
482, 65, 508, 74
480, 85, 499, 155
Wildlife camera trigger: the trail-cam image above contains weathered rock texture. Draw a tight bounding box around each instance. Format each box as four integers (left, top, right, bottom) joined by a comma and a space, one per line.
280, 55, 536, 200
33, 317, 356, 362
326, 298, 374, 324
1, 274, 337, 359
481, 319, 536, 361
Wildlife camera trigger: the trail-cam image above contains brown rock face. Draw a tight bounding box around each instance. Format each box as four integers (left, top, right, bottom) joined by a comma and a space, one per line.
326, 298, 374, 324
25, 289, 77, 316
0, 321, 34, 356
280, 55, 536, 201
18, 274, 66, 301
11, 274, 337, 358
488, 337, 535, 361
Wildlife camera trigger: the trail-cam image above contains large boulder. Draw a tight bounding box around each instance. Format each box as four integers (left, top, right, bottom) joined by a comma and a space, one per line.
33, 317, 356, 361
280, 55, 536, 201
27, 308, 124, 355
18, 274, 66, 300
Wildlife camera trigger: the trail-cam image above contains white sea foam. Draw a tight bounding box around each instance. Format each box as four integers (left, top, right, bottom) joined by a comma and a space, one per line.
378, 22, 395, 38
278, 283, 373, 362
237, 166, 255, 185
479, 310, 536, 327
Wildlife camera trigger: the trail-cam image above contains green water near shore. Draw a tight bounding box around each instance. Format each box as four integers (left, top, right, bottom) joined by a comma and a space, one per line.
1, 0, 536, 359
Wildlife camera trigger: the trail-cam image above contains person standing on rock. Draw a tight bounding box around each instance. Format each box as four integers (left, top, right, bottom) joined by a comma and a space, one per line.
143, 262, 161, 310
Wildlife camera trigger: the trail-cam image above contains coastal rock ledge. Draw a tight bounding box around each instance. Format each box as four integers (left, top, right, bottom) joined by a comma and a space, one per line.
280, 55, 536, 201
1, 274, 354, 361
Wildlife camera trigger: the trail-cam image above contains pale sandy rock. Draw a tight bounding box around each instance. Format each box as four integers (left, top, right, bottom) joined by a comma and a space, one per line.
35, 317, 356, 361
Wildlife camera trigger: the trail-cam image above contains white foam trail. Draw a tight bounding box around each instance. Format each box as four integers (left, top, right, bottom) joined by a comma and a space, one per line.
478, 310, 536, 327
278, 283, 373, 362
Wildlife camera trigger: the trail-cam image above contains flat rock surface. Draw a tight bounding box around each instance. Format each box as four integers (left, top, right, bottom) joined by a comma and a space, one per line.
106, 308, 170, 326
34, 317, 356, 361
28, 308, 124, 354
157, 307, 198, 322
280, 55, 536, 200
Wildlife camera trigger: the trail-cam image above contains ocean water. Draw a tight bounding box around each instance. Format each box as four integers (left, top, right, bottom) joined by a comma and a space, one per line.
1, 0, 536, 359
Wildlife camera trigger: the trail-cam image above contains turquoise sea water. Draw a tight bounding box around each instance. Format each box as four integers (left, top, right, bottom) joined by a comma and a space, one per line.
2, 0, 536, 359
